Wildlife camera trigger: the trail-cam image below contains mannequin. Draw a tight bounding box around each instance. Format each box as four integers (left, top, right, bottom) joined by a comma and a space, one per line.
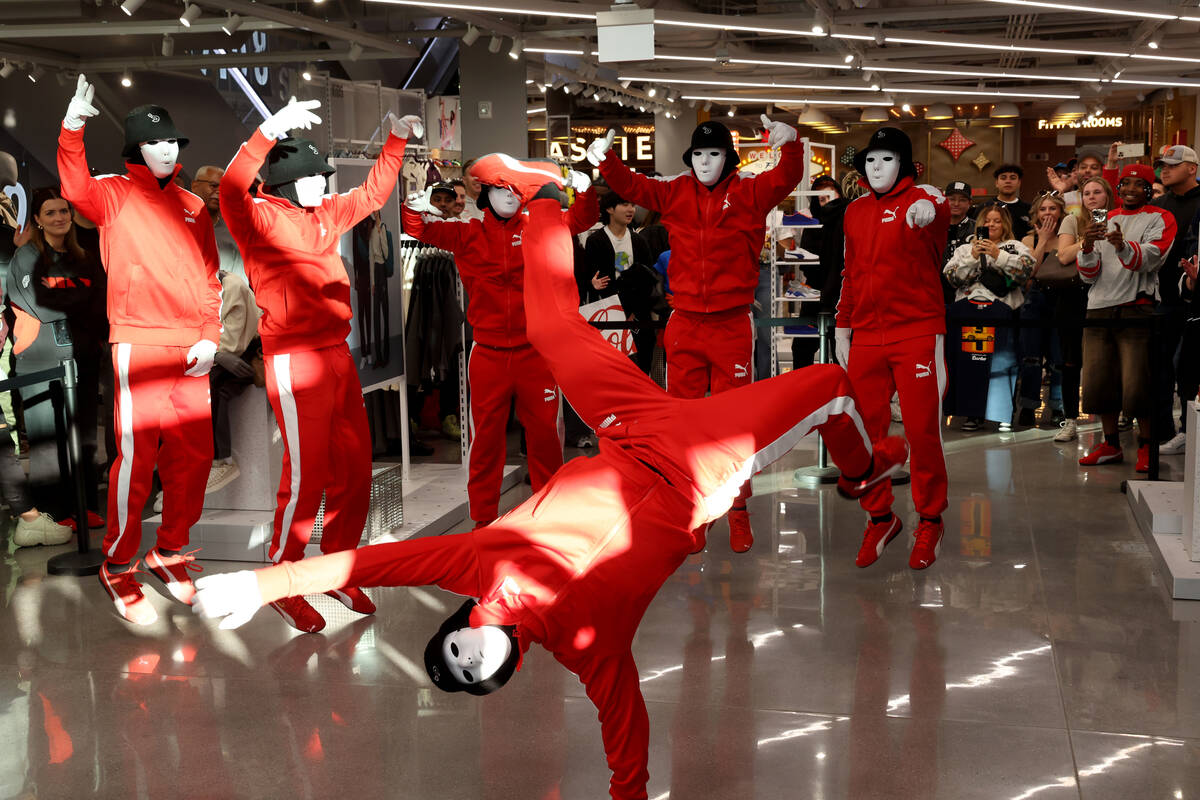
58, 75, 221, 625
193, 153, 909, 800
401, 171, 597, 527
586, 114, 805, 553
835, 127, 951, 570
218, 98, 419, 634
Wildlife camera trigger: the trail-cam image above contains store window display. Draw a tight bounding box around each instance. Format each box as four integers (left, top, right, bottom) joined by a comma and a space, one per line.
835, 127, 952, 571
58, 75, 222, 625
586, 114, 805, 553
219, 98, 420, 633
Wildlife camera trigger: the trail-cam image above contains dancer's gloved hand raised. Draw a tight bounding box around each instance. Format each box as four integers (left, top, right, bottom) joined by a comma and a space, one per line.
761, 114, 798, 148
906, 185, 944, 229
259, 96, 322, 140
388, 113, 424, 140
193, 571, 264, 630
586, 129, 616, 167
185, 339, 217, 377
567, 170, 592, 193
63, 74, 99, 132
406, 186, 441, 216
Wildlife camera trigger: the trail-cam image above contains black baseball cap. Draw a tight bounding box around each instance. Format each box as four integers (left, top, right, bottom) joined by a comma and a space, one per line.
944, 180, 972, 199
429, 181, 456, 197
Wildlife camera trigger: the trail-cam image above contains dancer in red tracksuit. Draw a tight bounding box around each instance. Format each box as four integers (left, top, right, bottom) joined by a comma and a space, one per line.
401, 179, 597, 525
58, 75, 221, 625
835, 127, 951, 570
219, 99, 420, 633
587, 115, 806, 552
194, 154, 908, 800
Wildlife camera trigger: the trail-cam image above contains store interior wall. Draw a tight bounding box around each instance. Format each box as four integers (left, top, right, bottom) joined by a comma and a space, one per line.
654, 110, 698, 177
459, 44, 528, 160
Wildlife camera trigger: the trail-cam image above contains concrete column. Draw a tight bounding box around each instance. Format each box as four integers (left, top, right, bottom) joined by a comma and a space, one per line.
654, 110, 698, 176
459, 43, 528, 160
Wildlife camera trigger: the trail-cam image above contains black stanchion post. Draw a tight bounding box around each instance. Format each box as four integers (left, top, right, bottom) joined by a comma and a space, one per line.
47, 358, 104, 577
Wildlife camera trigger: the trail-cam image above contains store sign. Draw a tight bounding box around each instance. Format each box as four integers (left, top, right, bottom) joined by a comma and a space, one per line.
1037, 116, 1125, 131
549, 134, 654, 163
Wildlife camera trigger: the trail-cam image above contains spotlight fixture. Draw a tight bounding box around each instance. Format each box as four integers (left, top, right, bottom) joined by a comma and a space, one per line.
0, 61, 14, 79
461, 24, 480, 47
728, 105, 736, 116
620, 79, 631, 88
812, 10, 830, 36
638, 104, 646, 112
703, 100, 712, 111
26, 64, 43, 83
120, 0, 146, 15
989, 101, 1019, 118
592, 89, 601, 100
222, 14, 242, 35
924, 102, 953, 120
647, 86, 657, 97
3, 109, 14, 128
1136, 92, 1146, 102
901, 103, 911, 113
1147, 32, 1162, 49
872, 27, 884, 46
509, 38, 524, 59
302, 63, 315, 81
488, 35, 503, 54
161, 33, 174, 57
843, 53, 855, 63
537, 83, 546, 92
121, 70, 133, 88
567, 82, 583, 95
179, 1, 201, 27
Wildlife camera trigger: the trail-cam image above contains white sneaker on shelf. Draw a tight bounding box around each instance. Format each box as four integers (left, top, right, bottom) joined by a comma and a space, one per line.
205, 461, 241, 494
12, 513, 73, 547
1053, 419, 1078, 442
1160, 432, 1187, 455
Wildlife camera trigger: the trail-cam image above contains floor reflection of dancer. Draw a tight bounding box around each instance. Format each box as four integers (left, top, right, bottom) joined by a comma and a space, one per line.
219, 98, 420, 633
195, 155, 908, 800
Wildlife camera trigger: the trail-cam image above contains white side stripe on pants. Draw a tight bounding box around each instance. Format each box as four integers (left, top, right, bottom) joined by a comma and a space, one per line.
271, 353, 302, 562
108, 343, 136, 558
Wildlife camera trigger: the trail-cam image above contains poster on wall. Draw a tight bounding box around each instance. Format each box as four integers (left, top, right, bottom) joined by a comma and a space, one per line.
426, 96, 461, 151
331, 159, 407, 392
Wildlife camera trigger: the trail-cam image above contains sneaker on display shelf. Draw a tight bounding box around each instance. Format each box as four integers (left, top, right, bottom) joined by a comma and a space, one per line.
1053, 419, 1078, 442
1159, 432, 1187, 455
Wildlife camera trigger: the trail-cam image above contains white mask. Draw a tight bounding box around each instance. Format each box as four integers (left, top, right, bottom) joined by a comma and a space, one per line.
294, 174, 327, 208
487, 186, 521, 219
139, 139, 179, 180
441, 625, 513, 686
864, 149, 901, 194
691, 148, 727, 187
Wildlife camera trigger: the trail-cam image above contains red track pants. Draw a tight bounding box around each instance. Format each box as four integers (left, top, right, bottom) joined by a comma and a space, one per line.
847, 335, 948, 518
103, 343, 212, 564
265, 343, 372, 563
466, 342, 563, 524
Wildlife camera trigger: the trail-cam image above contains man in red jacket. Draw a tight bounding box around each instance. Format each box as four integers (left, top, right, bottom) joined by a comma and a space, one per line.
586, 115, 806, 553
401, 174, 597, 527
835, 127, 952, 570
218, 98, 419, 633
58, 75, 222, 625
194, 153, 909, 800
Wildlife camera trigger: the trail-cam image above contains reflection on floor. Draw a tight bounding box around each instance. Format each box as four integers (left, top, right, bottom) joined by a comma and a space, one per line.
2, 422, 1198, 800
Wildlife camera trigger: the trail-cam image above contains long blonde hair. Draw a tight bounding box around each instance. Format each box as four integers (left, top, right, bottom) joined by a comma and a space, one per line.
973, 204, 1015, 242
1074, 177, 1115, 232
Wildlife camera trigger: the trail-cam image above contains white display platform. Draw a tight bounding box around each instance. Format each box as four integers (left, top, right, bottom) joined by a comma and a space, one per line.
1182, 401, 1200, 559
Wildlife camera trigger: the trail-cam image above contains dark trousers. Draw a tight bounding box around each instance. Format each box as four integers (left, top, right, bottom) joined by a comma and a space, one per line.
210, 340, 260, 461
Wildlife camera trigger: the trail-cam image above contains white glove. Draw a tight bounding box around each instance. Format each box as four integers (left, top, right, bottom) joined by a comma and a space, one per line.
389, 113, 424, 140
834, 327, 851, 368
185, 339, 218, 377
193, 571, 264, 630
586, 129, 616, 167
916, 184, 946, 204
63, 74, 99, 132
906, 198, 936, 229
566, 170, 592, 193
259, 96, 322, 141
405, 187, 441, 216
761, 114, 798, 148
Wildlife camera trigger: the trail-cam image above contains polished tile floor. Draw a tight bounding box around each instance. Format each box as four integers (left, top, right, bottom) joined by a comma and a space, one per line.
2, 421, 1198, 800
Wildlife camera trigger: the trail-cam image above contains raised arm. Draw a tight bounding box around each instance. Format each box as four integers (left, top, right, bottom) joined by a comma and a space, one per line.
401, 190, 470, 253
326, 114, 421, 234
597, 149, 671, 213
943, 242, 981, 288
747, 116, 806, 212
57, 74, 119, 226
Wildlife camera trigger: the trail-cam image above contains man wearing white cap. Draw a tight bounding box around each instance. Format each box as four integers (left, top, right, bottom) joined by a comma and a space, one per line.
1152, 144, 1200, 454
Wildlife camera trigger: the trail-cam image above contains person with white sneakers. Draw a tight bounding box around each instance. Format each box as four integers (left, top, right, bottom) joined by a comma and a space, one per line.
219, 98, 418, 633
58, 75, 222, 625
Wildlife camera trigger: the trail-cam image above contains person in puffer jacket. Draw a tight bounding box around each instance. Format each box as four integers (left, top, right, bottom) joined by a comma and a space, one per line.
835, 126, 952, 572
586, 114, 806, 554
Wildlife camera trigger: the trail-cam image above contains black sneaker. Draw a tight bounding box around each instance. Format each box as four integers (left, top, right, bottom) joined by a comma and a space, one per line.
1017, 408, 1035, 427
960, 417, 982, 432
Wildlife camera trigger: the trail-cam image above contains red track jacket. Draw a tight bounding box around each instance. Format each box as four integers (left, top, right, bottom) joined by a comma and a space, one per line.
400, 192, 598, 348
57, 125, 221, 346
837, 176, 951, 345
597, 140, 805, 313
219, 128, 408, 354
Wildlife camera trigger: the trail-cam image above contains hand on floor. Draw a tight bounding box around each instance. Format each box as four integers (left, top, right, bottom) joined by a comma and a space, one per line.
193, 571, 264, 629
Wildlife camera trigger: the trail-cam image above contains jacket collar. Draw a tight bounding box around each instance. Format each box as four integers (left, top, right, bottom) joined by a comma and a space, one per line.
859, 174, 915, 200
125, 162, 203, 216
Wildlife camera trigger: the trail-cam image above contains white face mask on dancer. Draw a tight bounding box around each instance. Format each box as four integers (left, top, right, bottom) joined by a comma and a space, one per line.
691, 148, 727, 187
488, 186, 521, 219
864, 149, 901, 194
139, 139, 179, 179
294, 174, 327, 208
441, 625, 513, 686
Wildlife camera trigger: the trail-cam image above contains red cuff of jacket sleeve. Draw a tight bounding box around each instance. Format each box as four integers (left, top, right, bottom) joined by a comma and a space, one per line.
201, 324, 221, 344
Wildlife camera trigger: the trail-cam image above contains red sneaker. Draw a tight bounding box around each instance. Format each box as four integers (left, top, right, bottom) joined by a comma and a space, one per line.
145, 547, 202, 605
1079, 441, 1123, 466
87, 510, 105, 528
728, 507, 753, 553
99, 562, 158, 626
468, 153, 564, 203
909, 518, 944, 570
1135, 445, 1150, 473
325, 587, 377, 615
838, 436, 909, 500
269, 596, 326, 634
856, 515, 903, 568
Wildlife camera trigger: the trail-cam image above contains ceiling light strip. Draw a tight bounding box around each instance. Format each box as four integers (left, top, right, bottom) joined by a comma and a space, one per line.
366, 0, 596, 19
979, 0, 1176, 20
618, 75, 879, 92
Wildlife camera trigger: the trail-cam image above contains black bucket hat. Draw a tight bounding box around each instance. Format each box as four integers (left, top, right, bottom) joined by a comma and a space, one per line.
853, 126, 917, 184
122, 105, 189, 159
681, 120, 739, 182
264, 137, 335, 188
423, 599, 521, 696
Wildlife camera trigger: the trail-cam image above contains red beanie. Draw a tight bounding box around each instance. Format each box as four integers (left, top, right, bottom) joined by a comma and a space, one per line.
1118, 163, 1156, 187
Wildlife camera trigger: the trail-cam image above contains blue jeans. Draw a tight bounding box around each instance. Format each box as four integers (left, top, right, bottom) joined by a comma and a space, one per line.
1016, 288, 1063, 413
